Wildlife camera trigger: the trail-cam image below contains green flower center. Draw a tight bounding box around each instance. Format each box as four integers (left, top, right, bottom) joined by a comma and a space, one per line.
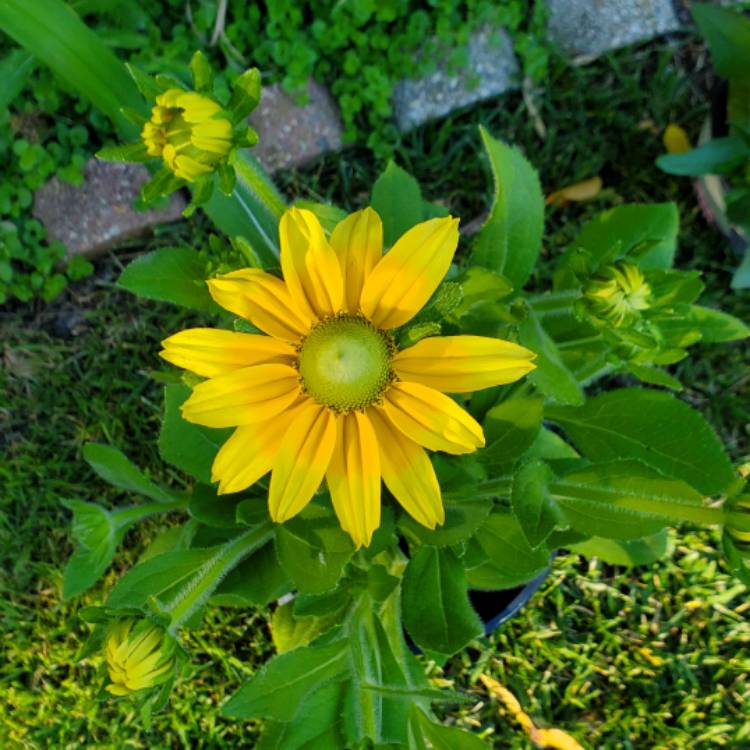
297, 315, 394, 413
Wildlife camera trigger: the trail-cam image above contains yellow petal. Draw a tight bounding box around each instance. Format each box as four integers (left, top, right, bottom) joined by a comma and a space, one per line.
663, 123, 691, 154
211, 404, 302, 494
279, 207, 344, 318
393, 335, 536, 393
181, 364, 300, 428
330, 208, 383, 314
367, 407, 444, 528
326, 411, 381, 548
155, 88, 182, 109
160, 328, 296, 377
173, 153, 213, 181
268, 401, 336, 522
207, 268, 313, 342
382, 381, 484, 454
545, 176, 602, 207
106, 683, 133, 696
175, 91, 221, 122
359, 216, 459, 329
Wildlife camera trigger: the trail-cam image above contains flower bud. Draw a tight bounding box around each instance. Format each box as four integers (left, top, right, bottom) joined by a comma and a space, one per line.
105, 619, 174, 696
583, 262, 651, 327
141, 89, 233, 182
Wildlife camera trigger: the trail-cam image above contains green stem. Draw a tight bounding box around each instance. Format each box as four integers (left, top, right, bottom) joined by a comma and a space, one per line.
528, 290, 580, 315
113, 497, 188, 527
166, 522, 273, 631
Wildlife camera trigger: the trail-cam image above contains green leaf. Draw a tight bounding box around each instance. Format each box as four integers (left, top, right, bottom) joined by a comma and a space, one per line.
106, 547, 216, 609
512, 460, 564, 548
519, 310, 584, 405
0, 49, 35, 111
270, 599, 342, 654
371, 160, 424, 248
125, 62, 162, 100
293, 200, 347, 235
229, 67, 261, 121
256, 681, 347, 750
692, 3, 750, 80
626, 364, 683, 391
402, 546, 483, 656
573, 203, 679, 270
481, 395, 544, 467
466, 511, 550, 590
471, 127, 544, 291
213, 542, 291, 607
732, 250, 750, 291
95, 142, 148, 162
83, 443, 175, 503
0, 0, 144, 137
206, 151, 285, 268
408, 706, 486, 750
222, 639, 350, 720
523, 427, 579, 461
188, 484, 243, 528
682, 305, 750, 343
399, 498, 493, 547
546, 388, 736, 496
190, 50, 213, 93
551, 460, 703, 539
453, 266, 514, 318
184, 176, 214, 217
119, 247, 218, 312
217, 163, 236, 196
656, 137, 749, 177
275, 505, 355, 594
570, 530, 669, 567
61, 499, 121, 598
159, 384, 232, 484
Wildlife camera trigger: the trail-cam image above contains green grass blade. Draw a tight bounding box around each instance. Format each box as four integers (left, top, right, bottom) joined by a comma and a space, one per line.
0, 0, 144, 137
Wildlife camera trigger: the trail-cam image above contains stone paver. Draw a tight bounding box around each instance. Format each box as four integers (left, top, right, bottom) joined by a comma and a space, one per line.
546, 0, 679, 57
392, 25, 519, 131
249, 79, 343, 172
32, 160, 185, 259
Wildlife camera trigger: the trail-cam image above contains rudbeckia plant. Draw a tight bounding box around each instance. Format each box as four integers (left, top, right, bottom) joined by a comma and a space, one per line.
3, 2, 748, 741
67, 123, 750, 741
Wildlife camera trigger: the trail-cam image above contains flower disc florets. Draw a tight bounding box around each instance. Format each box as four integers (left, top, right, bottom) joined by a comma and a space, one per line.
297, 314, 395, 413
141, 88, 233, 181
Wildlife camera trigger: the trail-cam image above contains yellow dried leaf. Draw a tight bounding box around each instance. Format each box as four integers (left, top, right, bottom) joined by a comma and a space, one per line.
480, 674, 586, 750
663, 124, 691, 154
545, 176, 602, 207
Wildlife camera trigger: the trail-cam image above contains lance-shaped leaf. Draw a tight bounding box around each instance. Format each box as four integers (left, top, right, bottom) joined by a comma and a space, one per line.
119, 247, 219, 312
159, 384, 232, 485
408, 706, 486, 750
83, 443, 175, 503
471, 127, 544, 291
222, 639, 350, 721
371, 160, 424, 248
546, 388, 735, 496
402, 546, 483, 656
512, 460, 565, 548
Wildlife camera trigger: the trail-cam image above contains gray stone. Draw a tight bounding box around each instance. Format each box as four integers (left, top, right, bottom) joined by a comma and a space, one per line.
249, 79, 343, 172
547, 0, 679, 57
392, 26, 519, 132
32, 160, 186, 259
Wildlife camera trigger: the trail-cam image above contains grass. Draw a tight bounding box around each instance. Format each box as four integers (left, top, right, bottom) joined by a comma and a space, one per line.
2, 40, 749, 748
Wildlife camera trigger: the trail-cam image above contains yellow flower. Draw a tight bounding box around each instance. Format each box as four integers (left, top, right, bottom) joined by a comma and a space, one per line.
583, 262, 651, 327
105, 620, 174, 696
141, 88, 233, 181
161, 207, 536, 547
